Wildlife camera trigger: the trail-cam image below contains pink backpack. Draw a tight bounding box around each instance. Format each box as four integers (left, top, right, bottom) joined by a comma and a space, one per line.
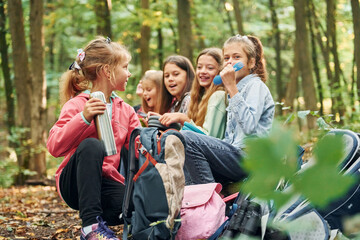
176, 183, 226, 240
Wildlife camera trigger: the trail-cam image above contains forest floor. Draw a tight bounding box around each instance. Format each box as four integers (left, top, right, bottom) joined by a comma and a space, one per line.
0, 185, 123, 239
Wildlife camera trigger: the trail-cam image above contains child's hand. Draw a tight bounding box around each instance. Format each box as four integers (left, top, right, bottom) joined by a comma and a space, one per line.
159, 113, 189, 126
83, 98, 106, 122
147, 111, 161, 117
220, 63, 238, 97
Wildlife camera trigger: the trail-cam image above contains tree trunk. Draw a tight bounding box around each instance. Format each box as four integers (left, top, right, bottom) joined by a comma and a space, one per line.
157, 27, 163, 69
222, 0, 235, 36
29, 0, 47, 179
232, 0, 244, 34
327, 0, 345, 123
351, 0, 360, 101
351, 51, 356, 116
269, 0, 283, 115
94, 0, 112, 38
140, 0, 150, 75
293, 0, 318, 129
307, 0, 324, 115
309, 0, 333, 113
8, 0, 33, 184
45, 0, 56, 72
285, 42, 299, 112
0, 0, 15, 135
177, 0, 193, 62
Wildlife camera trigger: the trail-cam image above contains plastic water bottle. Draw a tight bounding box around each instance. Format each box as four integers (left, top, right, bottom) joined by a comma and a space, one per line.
213, 62, 244, 85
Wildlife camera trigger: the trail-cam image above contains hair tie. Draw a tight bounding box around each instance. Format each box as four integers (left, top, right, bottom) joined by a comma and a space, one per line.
77, 49, 85, 62
69, 61, 81, 70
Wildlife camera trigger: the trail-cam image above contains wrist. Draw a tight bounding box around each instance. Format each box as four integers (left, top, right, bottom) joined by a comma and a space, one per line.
81, 112, 92, 125
181, 116, 191, 125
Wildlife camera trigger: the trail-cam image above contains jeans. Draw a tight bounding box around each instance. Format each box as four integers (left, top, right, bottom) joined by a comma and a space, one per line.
182, 130, 247, 185
59, 138, 125, 227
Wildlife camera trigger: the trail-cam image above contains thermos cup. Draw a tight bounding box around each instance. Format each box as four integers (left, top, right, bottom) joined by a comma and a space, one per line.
90, 91, 117, 156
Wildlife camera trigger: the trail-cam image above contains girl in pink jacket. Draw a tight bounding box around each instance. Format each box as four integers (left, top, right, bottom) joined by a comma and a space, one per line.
47, 37, 140, 240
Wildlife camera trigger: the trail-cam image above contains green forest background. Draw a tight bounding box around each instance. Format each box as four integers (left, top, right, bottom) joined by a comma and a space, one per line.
1, 0, 360, 187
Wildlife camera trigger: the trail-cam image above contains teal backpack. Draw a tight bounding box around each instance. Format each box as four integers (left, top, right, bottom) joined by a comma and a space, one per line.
122, 127, 186, 240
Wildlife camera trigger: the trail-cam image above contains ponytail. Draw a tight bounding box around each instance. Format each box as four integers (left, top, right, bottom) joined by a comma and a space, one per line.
59, 70, 89, 105
223, 34, 268, 82
247, 35, 268, 82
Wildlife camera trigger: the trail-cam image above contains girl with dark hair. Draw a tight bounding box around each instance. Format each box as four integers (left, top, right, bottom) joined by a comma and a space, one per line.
158, 55, 195, 114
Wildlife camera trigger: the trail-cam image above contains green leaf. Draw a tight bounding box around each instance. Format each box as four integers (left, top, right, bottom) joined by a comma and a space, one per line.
293, 166, 354, 207
313, 134, 344, 166
310, 111, 319, 117
242, 123, 298, 199
282, 106, 291, 110
284, 113, 295, 125
297, 110, 310, 119
316, 117, 331, 130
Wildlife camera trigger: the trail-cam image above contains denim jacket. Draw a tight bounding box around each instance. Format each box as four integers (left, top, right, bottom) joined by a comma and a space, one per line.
223, 74, 275, 149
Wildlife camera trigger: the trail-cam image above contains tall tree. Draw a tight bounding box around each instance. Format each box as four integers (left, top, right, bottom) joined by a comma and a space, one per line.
309, 0, 333, 112
154, 0, 163, 68
8, 0, 33, 183
351, 0, 360, 100
29, 0, 47, 178
307, 0, 324, 115
327, 0, 345, 123
269, 0, 283, 115
8, 0, 47, 182
177, 0, 193, 62
232, 0, 244, 35
284, 41, 299, 112
222, 0, 235, 36
94, 0, 112, 38
157, 27, 163, 68
139, 0, 150, 75
0, 0, 15, 135
293, 0, 318, 129
45, 0, 56, 72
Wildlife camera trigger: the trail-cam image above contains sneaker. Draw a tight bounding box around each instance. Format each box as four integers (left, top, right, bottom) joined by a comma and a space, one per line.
80, 216, 119, 240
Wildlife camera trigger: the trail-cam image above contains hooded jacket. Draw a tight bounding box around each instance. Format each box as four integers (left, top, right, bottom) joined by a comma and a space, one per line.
47, 92, 140, 199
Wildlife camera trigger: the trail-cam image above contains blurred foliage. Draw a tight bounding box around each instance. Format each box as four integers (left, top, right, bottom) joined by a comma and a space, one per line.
242, 122, 355, 210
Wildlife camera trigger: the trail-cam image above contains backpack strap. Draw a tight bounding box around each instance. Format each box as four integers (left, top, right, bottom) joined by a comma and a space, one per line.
209, 193, 248, 240
133, 152, 158, 182
123, 127, 142, 218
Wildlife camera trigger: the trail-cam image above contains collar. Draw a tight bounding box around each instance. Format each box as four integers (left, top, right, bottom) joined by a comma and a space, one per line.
83, 90, 119, 101
236, 74, 257, 92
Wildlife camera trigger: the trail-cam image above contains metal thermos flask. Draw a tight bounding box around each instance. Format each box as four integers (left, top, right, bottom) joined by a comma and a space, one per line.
90, 91, 117, 156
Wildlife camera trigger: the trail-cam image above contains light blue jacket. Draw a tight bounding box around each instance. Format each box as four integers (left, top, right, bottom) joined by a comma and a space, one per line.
223, 74, 275, 149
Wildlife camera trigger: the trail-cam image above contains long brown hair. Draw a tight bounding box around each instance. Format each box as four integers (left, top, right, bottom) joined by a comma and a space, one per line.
187, 48, 225, 126
59, 36, 130, 105
141, 70, 163, 113
159, 55, 195, 114
223, 34, 267, 82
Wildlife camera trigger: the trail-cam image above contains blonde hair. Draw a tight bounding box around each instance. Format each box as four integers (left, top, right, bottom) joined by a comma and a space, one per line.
223, 35, 267, 82
187, 48, 225, 126
59, 36, 131, 105
141, 70, 163, 113
159, 55, 195, 114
